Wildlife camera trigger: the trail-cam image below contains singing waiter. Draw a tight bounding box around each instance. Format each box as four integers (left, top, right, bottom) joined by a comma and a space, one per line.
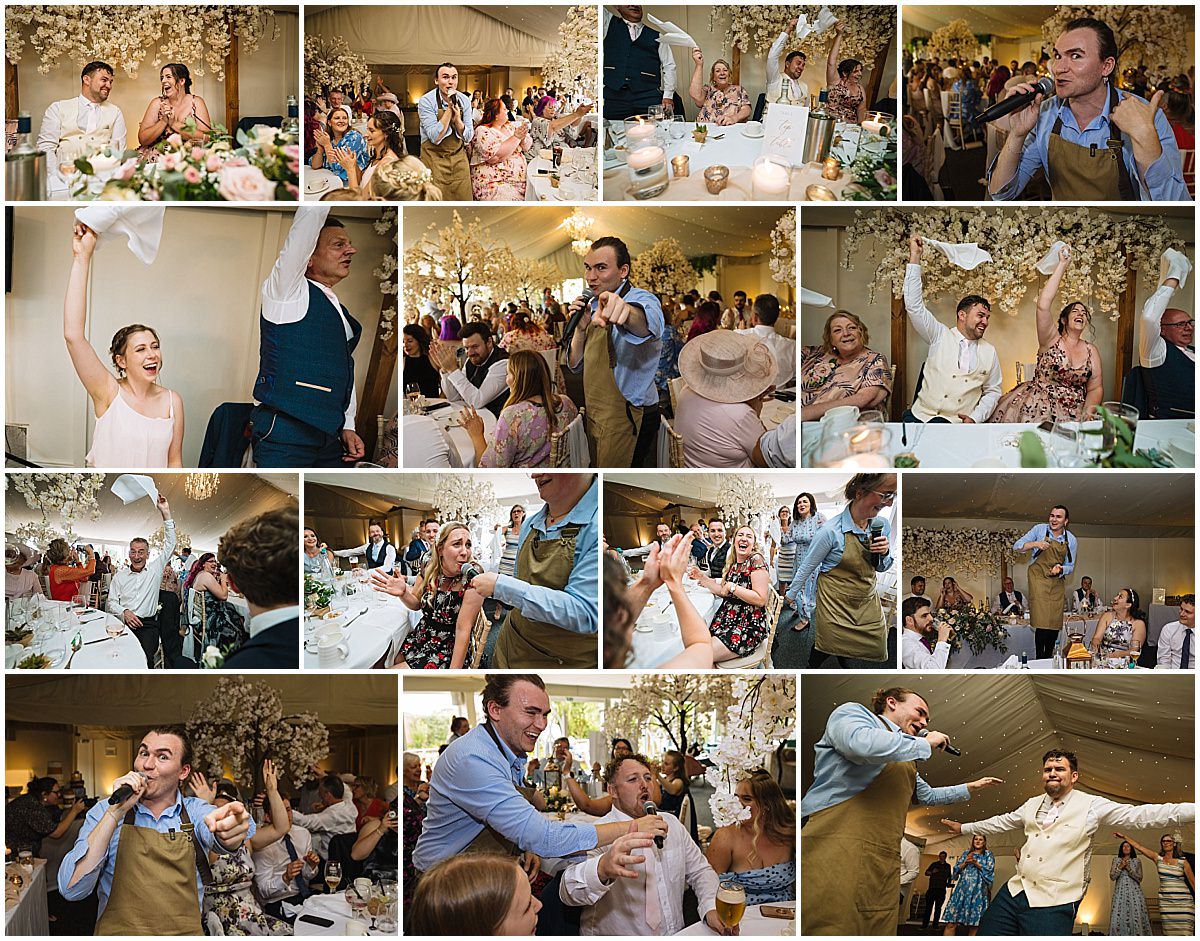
417, 63, 473, 200
329, 520, 396, 571
1014, 505, 1078, 660
602, 6, 676, 121
988, 17, 1187, 201
58, 727, 253, 935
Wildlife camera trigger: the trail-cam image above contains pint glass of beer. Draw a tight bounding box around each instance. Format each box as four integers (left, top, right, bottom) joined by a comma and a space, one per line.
716, 880, 747, 928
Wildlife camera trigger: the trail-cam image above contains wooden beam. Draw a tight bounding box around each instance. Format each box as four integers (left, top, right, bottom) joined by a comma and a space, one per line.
731, 42, 741, 86
356, 299, 399, 459
224, 24, 240, 134
6, 60, 18, 120
890, 290, 906, 421
866, 41, 888, 110
1114, 244, 1137, 398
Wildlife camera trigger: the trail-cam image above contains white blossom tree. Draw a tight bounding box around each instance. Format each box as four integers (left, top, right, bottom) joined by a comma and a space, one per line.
404, 211, 511, 320
633, 238, 697, 297
1042, 6, 1193, 73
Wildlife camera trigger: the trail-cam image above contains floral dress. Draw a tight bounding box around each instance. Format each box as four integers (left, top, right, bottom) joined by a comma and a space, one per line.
697, 84, 751, 124
398, 577, 471, 669
470, 124, 530, 201
1109, 855, 1152, 935
499, 328, 556, 353
827, 82, 864, 123
940, 849, 994, 927
987, 338, 1093, 423
203, 847, 292, 936
1096, 618, 1136, 657
790, 514, 826, 620
655, 324, 685, 396
480, 396, 579, 468
801, 346, 892, 411
708, 553, 770, 656
205, 590, 247, 651
318, 129, 370, 185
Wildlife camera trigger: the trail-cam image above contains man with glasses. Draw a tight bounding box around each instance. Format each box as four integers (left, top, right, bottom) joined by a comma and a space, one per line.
1136, 248, 1194, 419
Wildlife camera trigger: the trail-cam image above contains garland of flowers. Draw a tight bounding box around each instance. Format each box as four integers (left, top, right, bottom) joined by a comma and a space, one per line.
902, 527, 1026, 580
5, 6, 276, 80
541, 5, 599, 102
770, 209, 797, 287
304, 33, 371, 98
373, 208, 398, 341
926, 19, 979, 65
1042, 6, 1193, 75
10, 474, 105, 548
842, 207, 1181, 315
633, 238, 696, 297
711, 5, 893, 64
935, 606, 1009, 656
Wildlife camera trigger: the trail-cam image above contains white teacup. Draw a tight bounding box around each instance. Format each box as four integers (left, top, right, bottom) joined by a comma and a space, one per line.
821, 405, 860, 428
744, 120, 763, 135
1170, 438, 1195, 467
317, 630, 349, 665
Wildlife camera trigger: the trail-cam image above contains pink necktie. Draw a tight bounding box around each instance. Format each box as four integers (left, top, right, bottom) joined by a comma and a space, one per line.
645, 850, 663, 933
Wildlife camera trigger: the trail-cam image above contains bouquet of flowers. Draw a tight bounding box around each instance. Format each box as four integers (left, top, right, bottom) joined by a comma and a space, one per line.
936, 606, 1009, 656
304, 575, 335, 611
543, 785, 571, 813
844, 135, 897, 201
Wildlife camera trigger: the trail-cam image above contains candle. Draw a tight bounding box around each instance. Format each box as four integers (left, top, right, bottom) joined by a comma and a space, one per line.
671, 155, 690, 177
826, 454, 892, 469
626, 122, 657, 144
751, 158, 790, 199
703, 165, 729, 194
862, 119, 891, 137
822, 157, 841, 180
627, 145, 665, 171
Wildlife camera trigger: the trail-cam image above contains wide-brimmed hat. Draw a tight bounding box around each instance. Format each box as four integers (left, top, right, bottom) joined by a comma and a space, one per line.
4, 543, 33, 566
678, 331, 777, 404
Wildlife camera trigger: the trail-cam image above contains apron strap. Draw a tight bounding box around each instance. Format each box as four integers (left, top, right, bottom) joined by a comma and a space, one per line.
482, 721, 522, 787
180, 804, 214, 887
1049, 87, 1138, 200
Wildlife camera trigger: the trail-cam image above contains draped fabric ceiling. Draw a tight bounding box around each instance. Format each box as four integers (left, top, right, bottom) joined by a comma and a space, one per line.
304, 472, 544, 516
604, 472, 852, 520
306, 5, 567, 67
5, 473, 298, 551
403, 206, 786, 281
904, 473, 1195, 538
405, 673, 634, 699
903, 5, 1058, 38
6, 675, 397, 726
801, 675, 1194, 850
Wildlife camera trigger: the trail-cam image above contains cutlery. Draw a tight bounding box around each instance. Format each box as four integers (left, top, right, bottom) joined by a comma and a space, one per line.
84, 633, 126, 646
64, 634, 83, 669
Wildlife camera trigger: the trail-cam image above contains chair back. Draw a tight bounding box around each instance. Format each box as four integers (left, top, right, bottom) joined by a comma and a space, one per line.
679, 792, 694, 834
469, 607, 492, 668
716, 586, 783, 670
657, 417, 685, 468
668, 376, 687, 416
550, 408, 588, 467
1015, 361, 1037, 385
1181, 148, 1195, 197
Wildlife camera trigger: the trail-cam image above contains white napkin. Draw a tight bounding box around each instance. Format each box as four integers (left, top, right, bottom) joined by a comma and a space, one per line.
925, 238, 993, 271
644, 13, 698, 49
111, 474, 159, 506
1001, 654, 1020, 669
794, 14, 815, 40
814, 6, 839, 34
801, 287, 834, 307
1035, 240, 1070, 275
1161, 247, 1192, 288
74, 206, 165, 265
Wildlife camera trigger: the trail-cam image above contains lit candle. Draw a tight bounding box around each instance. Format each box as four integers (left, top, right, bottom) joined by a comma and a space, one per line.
627, 145, 665, 171
862, 119, 890, 137
626, 122, 657, 144
751, 158, 790, 199
827, 454, 891, 469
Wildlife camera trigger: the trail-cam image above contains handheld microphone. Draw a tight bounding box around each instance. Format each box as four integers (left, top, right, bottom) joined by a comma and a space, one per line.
919, 729, 962, 757
869, 518, 885, 566
460, 561, 484, 586
971, 76, 1055, 125
108, 772, 145, 805
642, 801, 665, 848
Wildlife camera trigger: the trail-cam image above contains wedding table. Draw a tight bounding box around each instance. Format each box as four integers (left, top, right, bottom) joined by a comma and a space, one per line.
292, 892, 391, 936
801, 419, 1193, 468
407, 399, 498, 468
761, 398, 795, 431
629, 577, 720, 668
673, 901, 794, 936
5, 859, 49, 936
603, 119, 868, 201
6, 602, 145, 671
304, 591, 419, 670
527, 147, 598, 202
540, 809, 597, 826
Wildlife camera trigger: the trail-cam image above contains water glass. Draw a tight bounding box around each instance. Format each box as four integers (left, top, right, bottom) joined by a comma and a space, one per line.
670, 116, 686, 140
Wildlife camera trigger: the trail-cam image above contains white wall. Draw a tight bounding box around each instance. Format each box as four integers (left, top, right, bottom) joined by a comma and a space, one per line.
801, 216, 1195, 406
15, 10, 298, 139
6, 206, 395, 467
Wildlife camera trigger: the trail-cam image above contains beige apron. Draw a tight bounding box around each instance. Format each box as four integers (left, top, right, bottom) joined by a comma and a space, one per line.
813, 531, 887, 661
422, 101, 472, 200
802, 736, 917, 935
582, 283, 643, 467
493, 523, 596, 667
95, 805, 207, 936
1045, 86, 1136, 201
1028, 536, 1068, 630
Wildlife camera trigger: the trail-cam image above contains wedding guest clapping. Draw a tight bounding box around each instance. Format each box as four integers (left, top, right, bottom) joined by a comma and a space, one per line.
689, 48, 751, 125
342, 111, 408, 198
1108, 839, 1152, 935
470, 99, 532, 200
137, 63, 212, 148
65, 222, 183, 468
1090, 588, 1148, 660
706, 771, 795, 905
310, 106, 369, 185
431, 322, 510, 419
800, 311, 891, 422
1116, 833, 1194, 935
941, 835, 995, 935
688, 525, 771, 663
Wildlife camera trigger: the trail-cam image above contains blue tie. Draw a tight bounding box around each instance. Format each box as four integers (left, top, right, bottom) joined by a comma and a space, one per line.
1181, 629, 1192, 670
283, 834, 312, 899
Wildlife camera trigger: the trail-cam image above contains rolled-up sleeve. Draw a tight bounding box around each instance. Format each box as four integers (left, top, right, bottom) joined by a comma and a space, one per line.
914, 775, 971, 806
58, 804, 109, 900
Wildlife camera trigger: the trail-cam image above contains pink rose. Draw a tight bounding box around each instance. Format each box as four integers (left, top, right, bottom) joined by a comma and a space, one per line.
288, 159, 300, 175
160, 153, 178, 171
167, 133, 183, 148
217, 164, 275, 201
119, 160, 138, 181
183, 166, 201, 184
282, 143, 300, 161
206, 153, 223, 173
191, 146, 205, 161
224, 156, 249, 168
874, 168, 895, 186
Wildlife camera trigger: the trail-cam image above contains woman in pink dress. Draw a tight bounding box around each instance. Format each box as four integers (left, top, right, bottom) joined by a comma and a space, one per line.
689, 49, 752, 125
988, 246, 1103, 423
469, 98, 532, 201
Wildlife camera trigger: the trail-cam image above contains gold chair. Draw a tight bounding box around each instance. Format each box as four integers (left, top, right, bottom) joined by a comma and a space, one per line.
469, 608, 492, 668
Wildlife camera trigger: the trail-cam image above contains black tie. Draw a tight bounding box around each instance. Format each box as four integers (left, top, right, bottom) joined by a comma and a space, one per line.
283, 834, 312, 899
1182, 629, 1192, 670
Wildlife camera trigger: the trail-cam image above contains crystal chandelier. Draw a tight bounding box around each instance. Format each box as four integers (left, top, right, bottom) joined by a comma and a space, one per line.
432, 476, 500, 525
562, 208, 595, 257
149, 525, 191, 550
184, 473, 220, 501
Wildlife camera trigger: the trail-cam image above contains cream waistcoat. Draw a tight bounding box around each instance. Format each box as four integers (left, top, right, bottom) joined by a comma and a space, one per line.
913, 334, 997, 422
1009, 789, 1095, 908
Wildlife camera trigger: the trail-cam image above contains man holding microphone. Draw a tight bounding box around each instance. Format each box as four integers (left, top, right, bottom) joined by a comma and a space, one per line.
801, 686, 1002, 934
58, 726, 254, 935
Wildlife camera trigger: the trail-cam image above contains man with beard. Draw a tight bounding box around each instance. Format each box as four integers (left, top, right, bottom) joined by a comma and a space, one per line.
38, 61, 128, 198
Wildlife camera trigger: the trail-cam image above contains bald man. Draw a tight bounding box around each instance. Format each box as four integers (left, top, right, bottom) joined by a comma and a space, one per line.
1136, 248, 1193, 418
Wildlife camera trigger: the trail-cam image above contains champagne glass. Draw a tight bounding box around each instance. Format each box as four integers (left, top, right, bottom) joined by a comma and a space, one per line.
716, 880, 747, 929
405, 383, 420, 414
325, 860, 342, 894
107, 616, 124, 662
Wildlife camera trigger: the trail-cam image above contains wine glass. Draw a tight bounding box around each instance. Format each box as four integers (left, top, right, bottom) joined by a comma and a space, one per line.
1045, 421, 1087, 467
106, 616, 124, 662
405, 383, 420, 414
648, 104, 665, 121
1076, 418, 1115, 465
670, 116, 686, 141
325, 860, 342, 894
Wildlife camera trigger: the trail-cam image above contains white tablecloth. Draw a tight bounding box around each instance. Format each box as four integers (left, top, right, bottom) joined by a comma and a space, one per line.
527, 153, 599, 202
411, 398, 498, 467
673, 900, 795, 936
629, 578, 719, 668
292, 892, 390, 936
5, 859, 49, 936
761, 399, 794, 431
801, 419, 1193, 468
304, 593, 419, 670
7, 602, 145, 670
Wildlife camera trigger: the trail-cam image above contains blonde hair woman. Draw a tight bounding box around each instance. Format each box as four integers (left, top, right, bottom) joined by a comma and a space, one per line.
706, 770, 795, 904
369, 522, 484, 669
689, 48, 752, 125
410, 855, 541, 935
687, 524, 771, 662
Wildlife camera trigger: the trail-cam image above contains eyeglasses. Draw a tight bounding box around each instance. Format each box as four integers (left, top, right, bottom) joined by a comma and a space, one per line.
1162, 319, 1195, 328
870, 490, 897, 502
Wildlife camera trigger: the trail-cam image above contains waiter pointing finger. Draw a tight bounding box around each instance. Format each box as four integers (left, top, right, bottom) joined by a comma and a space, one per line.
58, 726, 255, 935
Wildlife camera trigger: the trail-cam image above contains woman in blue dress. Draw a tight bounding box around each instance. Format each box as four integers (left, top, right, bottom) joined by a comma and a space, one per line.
1108, 840, 1152, 935
942, 833, 994, 934
787, 492, 825, 631
705, 770, 795, 905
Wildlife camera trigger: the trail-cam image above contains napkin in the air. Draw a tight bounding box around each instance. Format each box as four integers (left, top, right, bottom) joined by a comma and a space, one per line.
74, 206, 165, 265
111, 474, 159, 506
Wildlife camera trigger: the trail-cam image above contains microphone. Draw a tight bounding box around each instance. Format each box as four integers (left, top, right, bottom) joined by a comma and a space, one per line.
642, 800, 665, 848
971, 76, 1055, 125
919, 729, 962, 757
869, 518, 885, 566
108, 772, 145, 805
460, 561, 484, 586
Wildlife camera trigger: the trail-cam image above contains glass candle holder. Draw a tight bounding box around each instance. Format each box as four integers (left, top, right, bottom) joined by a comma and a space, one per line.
751, 154, 791, 199
703, 165, 729, 194
627, 143, 668, 199
623, 115, 659, 148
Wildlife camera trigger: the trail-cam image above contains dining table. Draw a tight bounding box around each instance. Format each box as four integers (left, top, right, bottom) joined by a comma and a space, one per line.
526, 145, 598, 202
304, 586, 421, 670
291, 891, 394, 936
5, 859, 49, 936
673, 900, 795, 936
6, 601, 146, 670
628, 576, 721, 668
404, 398, 498, 468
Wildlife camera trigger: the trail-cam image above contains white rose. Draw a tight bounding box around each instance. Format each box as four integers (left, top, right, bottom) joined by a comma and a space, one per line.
216, 165, 276, 201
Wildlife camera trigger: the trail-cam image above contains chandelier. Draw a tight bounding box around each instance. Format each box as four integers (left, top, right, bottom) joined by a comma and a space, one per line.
149, 525, 191, 551
432, 475, 500, 525
184, 473, 220, 501
562, 207, 595, 257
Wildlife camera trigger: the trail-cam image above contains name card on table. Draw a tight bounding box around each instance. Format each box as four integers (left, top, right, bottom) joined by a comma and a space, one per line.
762, 103, 809, 167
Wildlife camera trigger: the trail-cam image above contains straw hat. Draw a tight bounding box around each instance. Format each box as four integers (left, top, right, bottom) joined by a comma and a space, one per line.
678, 331, 777, 404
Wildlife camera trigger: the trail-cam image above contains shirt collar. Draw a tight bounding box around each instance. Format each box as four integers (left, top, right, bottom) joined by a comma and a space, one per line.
836, 506, 867, 534
1056, 88, 1115, 133
950, 327, 974, 345
249, 605, 299, 637
136, 789, 184, 822
530, 478, 598, 535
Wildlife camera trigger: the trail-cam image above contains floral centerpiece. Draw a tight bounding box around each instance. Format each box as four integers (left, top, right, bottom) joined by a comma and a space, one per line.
936, 606, 1009, 657
770, 209, 796, 286
844, 135, 897, 201
544, 785, 571, 814
541, 5, 599, 103
927, 19, 980, 65
305, 574, 335, 612
634, 238, 696, 296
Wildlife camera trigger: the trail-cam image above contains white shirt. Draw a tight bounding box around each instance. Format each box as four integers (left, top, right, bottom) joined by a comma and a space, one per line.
333, 540, 397, 570
904, 263, 1003, 423
901, 628, 950, 670
1156, 620, 1195, 669
963, 791, 1195, 842
260, 206, 357, 431
900, 837, 922, 888
440, 358, 509, 411
291, 793, 358, 860
993, 590, 1026, 615
105, 521, 176, 618
37, 95, 128, 195
1139, 283, 1196, 368
252, 822, 316, 903
560, 806, 718, 936
248, 605, 299, 641
758, 414, 796, 468
602, 8, 677, 99
737, 324, 796, 387
624, 541, 662, 559
765, 31, 810, 103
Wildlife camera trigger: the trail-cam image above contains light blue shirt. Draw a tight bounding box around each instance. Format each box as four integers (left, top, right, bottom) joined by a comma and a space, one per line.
412, 722, 598, 871
1014, 523, 1078, 578
801, 703, 971, 817
567, 281, 664, 407
417, 89, 474, 146
493, 478, 599, 635
786, 507, 893, 604
58, 792, 255, 917
988, 89, 1188, 201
